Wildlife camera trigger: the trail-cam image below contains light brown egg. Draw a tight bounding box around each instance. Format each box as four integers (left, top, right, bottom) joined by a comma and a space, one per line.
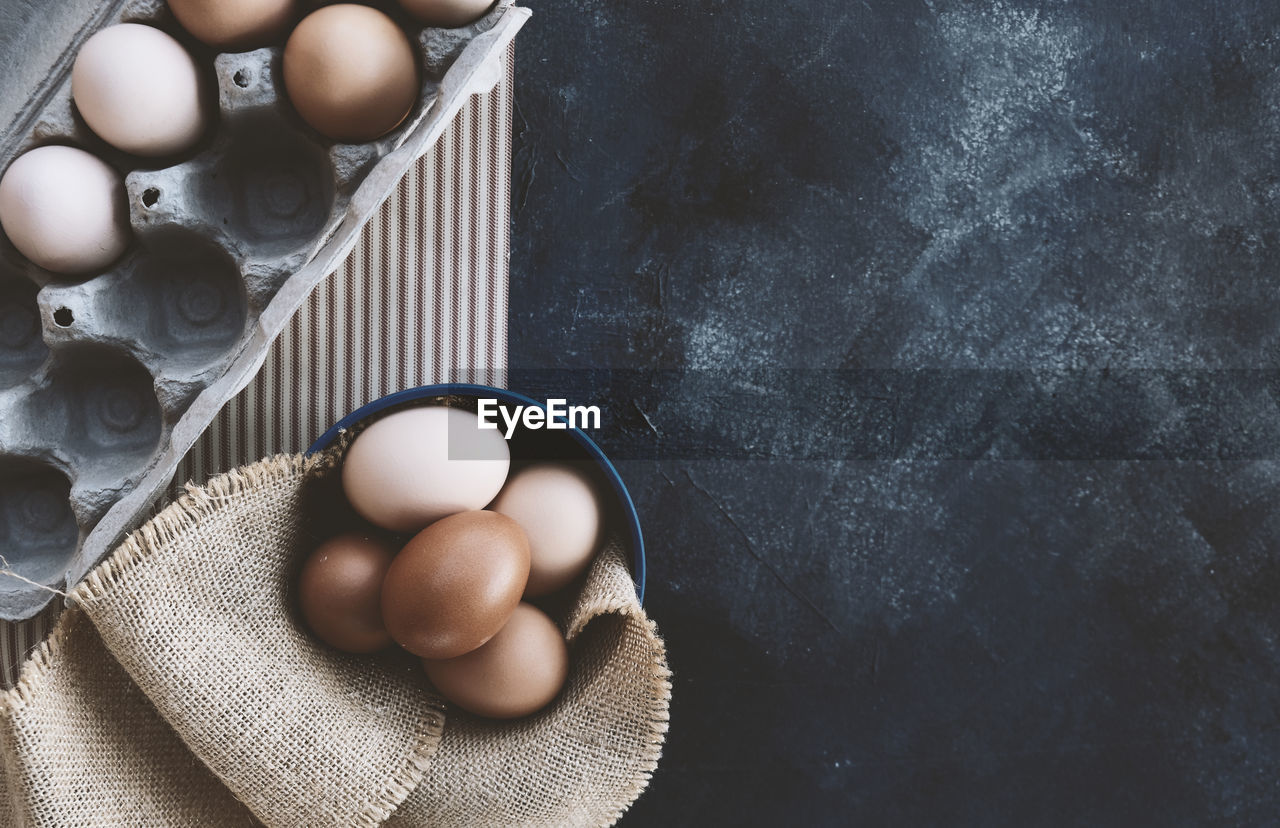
283, 5, 419, 143
490, 463, 604, 598
382, 511, 530, 659
298, 533, 395, 653
396, 0, 493, 28
423, 603, 568, 719
167, 0, 300, 51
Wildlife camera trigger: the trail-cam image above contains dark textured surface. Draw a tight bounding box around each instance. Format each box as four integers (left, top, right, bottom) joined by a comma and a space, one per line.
509, 1, 1280, 824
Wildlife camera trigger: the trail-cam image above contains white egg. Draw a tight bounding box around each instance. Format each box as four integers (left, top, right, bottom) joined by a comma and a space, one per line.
342, 406, 511, 534
72, 24, 210, 157
490, 463, 604, 597
0, 146, 130, 275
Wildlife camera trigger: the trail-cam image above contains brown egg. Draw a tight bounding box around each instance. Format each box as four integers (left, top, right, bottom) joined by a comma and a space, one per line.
283, 5, 419, 143
167, 0, 300, 51
298, 533, 395, 653
423, 603, 568, 719
396, 0, 493, 28
382, 511, 530, 659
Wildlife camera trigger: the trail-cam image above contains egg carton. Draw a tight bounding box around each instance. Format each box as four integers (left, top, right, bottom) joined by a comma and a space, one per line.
0, 0, 530, 620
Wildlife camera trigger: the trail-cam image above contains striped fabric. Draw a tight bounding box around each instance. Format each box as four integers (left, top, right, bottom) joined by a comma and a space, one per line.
0, 46, 515, 689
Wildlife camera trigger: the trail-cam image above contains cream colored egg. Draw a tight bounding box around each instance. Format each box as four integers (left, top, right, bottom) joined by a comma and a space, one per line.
342, 406, 511, 534
0, 146, 130, 275
72, 24, 211, 157
490, 463, 604, 597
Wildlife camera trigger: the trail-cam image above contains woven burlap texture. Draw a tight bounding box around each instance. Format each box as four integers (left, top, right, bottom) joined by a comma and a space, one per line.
0, 453, 670, 827
0, 609, 260, 827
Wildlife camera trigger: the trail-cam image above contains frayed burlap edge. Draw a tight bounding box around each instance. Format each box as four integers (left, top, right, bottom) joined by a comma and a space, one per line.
570, 550, 672, 828
69, 454, 320, 606
0, 607, 77, 820
1, 606, 73, 715
605, 616, 670, 827
65, 453, 443, 828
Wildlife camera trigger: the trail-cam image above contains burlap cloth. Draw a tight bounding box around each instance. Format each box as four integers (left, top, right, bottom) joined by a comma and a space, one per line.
0, 454, 669, 827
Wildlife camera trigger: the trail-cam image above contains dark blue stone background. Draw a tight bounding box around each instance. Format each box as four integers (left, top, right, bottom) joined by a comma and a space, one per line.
509, 0, 1280, 824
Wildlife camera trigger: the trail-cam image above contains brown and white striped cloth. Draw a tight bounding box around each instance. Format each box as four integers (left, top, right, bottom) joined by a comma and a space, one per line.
0, 46, 516, 689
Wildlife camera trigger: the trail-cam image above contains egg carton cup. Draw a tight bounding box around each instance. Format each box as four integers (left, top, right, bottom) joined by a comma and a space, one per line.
0, 0, 530, 620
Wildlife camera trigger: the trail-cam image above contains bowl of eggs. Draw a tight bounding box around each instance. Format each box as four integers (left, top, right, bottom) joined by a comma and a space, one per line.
46, 382, 666, 824
297, 384, 645, 719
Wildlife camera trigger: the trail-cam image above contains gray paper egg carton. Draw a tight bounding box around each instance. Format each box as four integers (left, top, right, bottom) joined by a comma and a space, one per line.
0, 0, 529, 619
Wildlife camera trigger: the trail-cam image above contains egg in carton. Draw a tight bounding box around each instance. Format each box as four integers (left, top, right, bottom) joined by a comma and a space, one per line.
0, 0, 530, 620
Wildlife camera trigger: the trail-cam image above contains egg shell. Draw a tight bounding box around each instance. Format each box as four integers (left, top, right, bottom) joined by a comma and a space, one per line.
397, 0, 494, 28
490, 463, 604, 597
0, 146, 130, 275
167, 0, 301, 51
342, 406, 511, 534
298, 533, 395, 653
423, 602, 568, 719
382, 510, 530, 659
72, 24, 211, 157
283, 5, 420, 143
